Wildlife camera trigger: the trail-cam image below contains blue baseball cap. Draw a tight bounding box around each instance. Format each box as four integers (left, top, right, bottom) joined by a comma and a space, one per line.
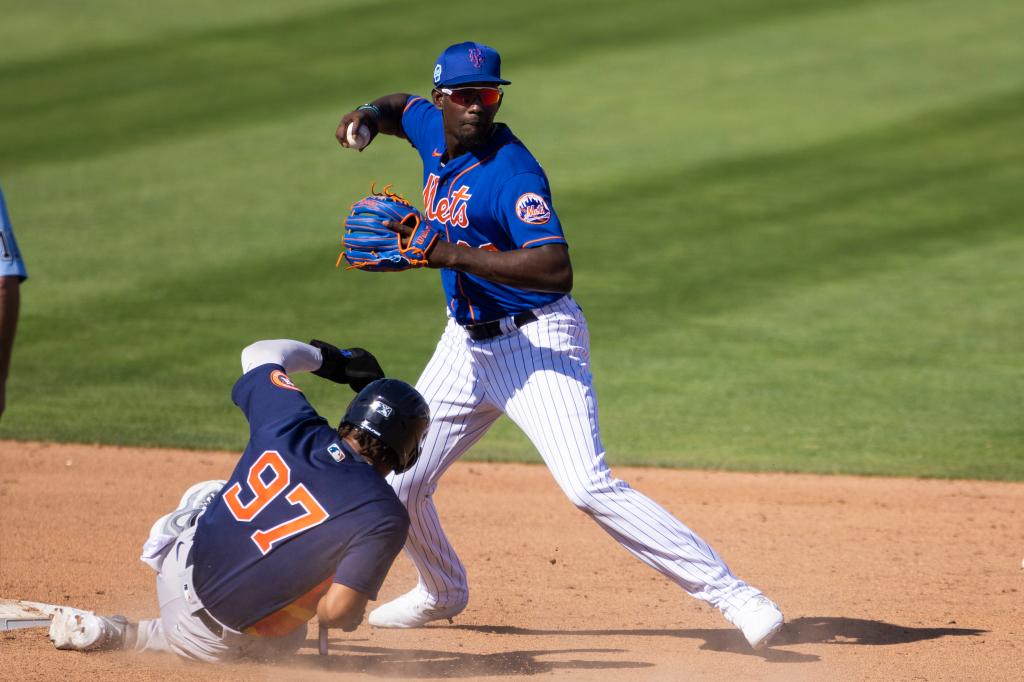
433, 41, 511, 88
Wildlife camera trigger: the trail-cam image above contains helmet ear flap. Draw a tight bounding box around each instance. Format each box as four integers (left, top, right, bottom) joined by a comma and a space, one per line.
392, 439, 423, 475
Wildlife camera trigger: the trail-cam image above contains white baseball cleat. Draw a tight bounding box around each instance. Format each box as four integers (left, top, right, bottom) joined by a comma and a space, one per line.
367, 589, 466, 628
148, 479, 227, 539
728, 595, 784, 650
141, 480, 227, 570
49, 608, 130, 651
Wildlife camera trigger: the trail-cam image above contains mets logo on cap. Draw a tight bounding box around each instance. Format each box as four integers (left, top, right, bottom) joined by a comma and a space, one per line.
515, 193, 551, 225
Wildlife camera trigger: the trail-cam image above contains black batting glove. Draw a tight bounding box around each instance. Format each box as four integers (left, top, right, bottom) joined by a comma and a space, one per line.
309, 340, 385, 392
343, 348, 386, 392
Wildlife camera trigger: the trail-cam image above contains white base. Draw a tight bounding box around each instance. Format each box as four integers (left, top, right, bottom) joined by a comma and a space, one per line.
0, 598, 75, 631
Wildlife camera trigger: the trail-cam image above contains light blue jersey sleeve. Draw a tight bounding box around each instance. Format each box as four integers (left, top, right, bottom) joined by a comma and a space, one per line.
0, 187, 28, 281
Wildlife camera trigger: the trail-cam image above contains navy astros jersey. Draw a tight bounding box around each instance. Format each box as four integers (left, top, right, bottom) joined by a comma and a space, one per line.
192, 364, 409, 635
401, 96, 567, 324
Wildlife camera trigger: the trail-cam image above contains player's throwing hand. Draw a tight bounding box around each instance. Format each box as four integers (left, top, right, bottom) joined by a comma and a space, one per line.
336, 104, 381, 151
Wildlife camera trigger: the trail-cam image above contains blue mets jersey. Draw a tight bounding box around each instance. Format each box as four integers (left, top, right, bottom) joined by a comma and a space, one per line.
192, 364, 409, 635
0, 187, 28, 280
400, 96, 567, 324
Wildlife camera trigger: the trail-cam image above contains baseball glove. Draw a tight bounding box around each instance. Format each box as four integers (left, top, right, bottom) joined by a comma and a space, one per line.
339, 185, 440, 271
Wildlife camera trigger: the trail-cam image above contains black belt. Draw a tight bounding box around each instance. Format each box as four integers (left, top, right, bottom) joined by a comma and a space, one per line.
194, 608, 224, 637
183, 543, 224, 637
463, 311, 537, 341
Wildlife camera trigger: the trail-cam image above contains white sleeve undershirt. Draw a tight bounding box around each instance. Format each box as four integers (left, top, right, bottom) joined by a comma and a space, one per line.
240, 339, 324, 375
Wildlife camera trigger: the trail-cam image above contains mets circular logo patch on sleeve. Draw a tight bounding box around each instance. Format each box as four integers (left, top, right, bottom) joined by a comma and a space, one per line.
515, 193, 552, 225
270, 369, 302, 392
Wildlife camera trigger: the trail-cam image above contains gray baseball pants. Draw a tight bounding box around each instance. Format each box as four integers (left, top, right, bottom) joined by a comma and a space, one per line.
132, 525, 307, 663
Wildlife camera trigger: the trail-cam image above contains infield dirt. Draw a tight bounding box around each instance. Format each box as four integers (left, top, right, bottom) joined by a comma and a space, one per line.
1, 440, 1020, 680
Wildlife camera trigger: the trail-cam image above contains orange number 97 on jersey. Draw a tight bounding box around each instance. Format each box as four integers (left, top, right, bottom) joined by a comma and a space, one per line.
222, 450, 329, 555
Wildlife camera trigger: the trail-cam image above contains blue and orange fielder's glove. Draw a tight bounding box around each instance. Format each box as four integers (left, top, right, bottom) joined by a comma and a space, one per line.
340, 185, 440, 271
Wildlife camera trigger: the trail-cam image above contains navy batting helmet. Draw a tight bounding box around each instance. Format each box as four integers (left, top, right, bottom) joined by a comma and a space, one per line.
342, 379, 429, 474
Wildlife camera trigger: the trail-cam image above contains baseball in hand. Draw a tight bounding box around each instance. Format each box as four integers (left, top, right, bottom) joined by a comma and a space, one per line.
346, 122, 371, 151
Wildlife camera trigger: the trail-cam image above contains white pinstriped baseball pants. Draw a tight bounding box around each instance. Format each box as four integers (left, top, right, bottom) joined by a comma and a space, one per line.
390, 295, 762, 619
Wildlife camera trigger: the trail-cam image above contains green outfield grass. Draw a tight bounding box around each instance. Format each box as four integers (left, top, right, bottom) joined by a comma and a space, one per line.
2, 0, 1021, 479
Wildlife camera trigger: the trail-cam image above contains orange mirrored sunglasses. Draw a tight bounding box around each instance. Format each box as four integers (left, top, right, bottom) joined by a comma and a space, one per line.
440, 87, 503, 107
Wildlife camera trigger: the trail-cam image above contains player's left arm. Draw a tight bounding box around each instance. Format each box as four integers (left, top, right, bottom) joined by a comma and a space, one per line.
240, 339, 384, 391
232, 340, 385, 435
428, 241, 572, 293
316, 583, 370, 631
376, 219, 572, 292
321, 511, 409, 630
241, 339, 323, 374
383, 170, 572, 292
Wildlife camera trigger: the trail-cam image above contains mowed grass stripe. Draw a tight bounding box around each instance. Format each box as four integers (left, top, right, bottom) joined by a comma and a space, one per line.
591, 234, 1024, 480
0, 0, 354, 65
7, 87, 1022, 477
7, 249, 446, 449
12, 13, 1023, 313
15, 85, 1022, 337
525, 0, 1024, 194
479, 88, 1024, 478
3, 1, 1021, 477
569, 87, 1024, 317
1, 0, 888, 168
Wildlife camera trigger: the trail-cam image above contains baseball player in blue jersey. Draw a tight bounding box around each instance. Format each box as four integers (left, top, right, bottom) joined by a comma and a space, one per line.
50, 339, 429, 662
0, 185, 28, 419
335, 41, 785, 649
